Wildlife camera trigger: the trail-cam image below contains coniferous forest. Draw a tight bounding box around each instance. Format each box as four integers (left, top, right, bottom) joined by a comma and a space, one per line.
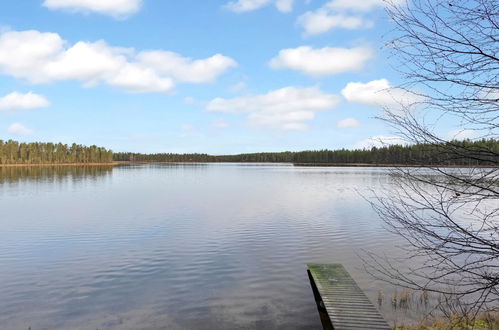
1, 139, 497, 166
114, 139, 499, 166
0, 140, 114, 164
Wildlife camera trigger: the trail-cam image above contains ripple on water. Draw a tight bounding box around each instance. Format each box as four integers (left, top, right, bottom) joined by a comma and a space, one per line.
0, 164, 423, 329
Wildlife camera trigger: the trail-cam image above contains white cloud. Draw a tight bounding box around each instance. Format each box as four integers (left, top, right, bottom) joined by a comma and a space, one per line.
337, 118, 360, 129
325, 0, 391, 12
225, 0, 294, 13
206, 86, 339, 131
275, 0, 294, 12
0, 92, 50, 112
0, 30, 236, 93
212, 119, 230, 129
270, 46, 372, 77
298, 11, 372, 36
297, 0, 399, 35
7, 123, 34, 136
342, 79, 422, 108
481, 88, 499, 101
447, 129, 478, 141
43, 0, 142, 18
104, 62, 174, 93
183, 97, 197, 105
354, 135, 407, 149
137, 51, 237, 84
229, 81, 247, 93
226, 0, 270, 12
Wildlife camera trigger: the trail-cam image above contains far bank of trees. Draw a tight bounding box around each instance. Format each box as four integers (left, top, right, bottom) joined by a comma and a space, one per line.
114, 139, 499, 166
2, 138, 497, 166
0, 140, 114, 164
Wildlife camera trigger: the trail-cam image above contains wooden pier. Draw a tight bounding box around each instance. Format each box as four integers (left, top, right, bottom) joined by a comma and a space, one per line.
307, 264, 391, 330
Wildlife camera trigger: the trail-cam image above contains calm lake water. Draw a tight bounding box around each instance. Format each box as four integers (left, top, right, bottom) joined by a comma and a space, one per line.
0, 164, 426, 329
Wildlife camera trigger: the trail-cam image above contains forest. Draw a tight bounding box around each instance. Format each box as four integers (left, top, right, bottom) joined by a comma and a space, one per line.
1, 139, 497, 166
0, 140, 114, 164
114, 139, 498, 166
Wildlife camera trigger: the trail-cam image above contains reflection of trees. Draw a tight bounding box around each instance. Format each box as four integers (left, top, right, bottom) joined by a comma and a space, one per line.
0, 166, 114, 185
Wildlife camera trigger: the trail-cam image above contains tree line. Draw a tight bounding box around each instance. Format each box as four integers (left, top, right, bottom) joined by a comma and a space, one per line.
114, 139, 499, 166
2, 138, 497, 166
0, 140, 114, 164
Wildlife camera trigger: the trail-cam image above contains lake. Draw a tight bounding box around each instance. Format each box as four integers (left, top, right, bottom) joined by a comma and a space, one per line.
0, 164, 426, 329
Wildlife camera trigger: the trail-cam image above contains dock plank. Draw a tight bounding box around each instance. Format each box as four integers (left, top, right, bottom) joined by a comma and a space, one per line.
307, 264, 391, 330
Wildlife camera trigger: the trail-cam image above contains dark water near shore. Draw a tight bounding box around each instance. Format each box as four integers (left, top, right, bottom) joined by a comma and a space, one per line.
0, 164, 428, 329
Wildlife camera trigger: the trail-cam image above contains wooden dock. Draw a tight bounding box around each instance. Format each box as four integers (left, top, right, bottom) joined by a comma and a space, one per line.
307, 264, 391, 330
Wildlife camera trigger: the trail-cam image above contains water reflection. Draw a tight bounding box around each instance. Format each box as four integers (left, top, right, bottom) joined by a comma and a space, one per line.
0, 164, 432, 329
0, 165, 113, 185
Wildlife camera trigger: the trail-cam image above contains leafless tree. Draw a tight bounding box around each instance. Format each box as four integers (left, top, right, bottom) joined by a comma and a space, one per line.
365, 0, 499, 316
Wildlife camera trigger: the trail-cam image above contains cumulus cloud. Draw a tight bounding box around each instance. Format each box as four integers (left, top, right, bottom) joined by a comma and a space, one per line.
447, 129, 478, 141
43, 0, 143, 18
270, 46, 372, 77
297, 0, 399, 35
0, 30, 236, 93
183, 97, 197, 105
354, 135, 407, 149
0, 92, 50, 112
342, 79, 422, 109
206, 86, 339, 131
137, 51, 237, 84
229, 81, 247, 93
326, 0, 391, 12
337, 118, 360, 129
212, 119, 230, 129
7, 123, 34, 135
298, 11, 372, 36
225, 0, 294, 13
275, 0, 294, 12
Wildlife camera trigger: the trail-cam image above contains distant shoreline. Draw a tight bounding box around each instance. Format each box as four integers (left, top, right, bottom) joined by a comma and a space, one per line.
292, 162, 497, 168
0, 162, 119, 167
116, 161, 497, 168
0, 161, 495, 168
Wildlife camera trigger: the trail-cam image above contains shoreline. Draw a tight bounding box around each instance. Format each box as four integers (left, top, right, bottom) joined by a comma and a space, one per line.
0, 161, 496, 168
0, 162, 119, 168
116, 161, 497, 168
292, 162, 498, 168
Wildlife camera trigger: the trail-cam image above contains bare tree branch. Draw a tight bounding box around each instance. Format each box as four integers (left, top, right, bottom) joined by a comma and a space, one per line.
367, 0, 499, 315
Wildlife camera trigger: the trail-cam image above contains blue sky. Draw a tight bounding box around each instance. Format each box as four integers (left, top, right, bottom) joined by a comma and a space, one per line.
0, 0, 467, 154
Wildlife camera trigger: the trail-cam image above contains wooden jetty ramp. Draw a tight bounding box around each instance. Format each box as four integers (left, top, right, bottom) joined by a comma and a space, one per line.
307, 264, 391, 330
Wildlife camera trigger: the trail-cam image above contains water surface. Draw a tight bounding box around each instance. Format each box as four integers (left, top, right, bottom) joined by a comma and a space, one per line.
0, 164, 421, 329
